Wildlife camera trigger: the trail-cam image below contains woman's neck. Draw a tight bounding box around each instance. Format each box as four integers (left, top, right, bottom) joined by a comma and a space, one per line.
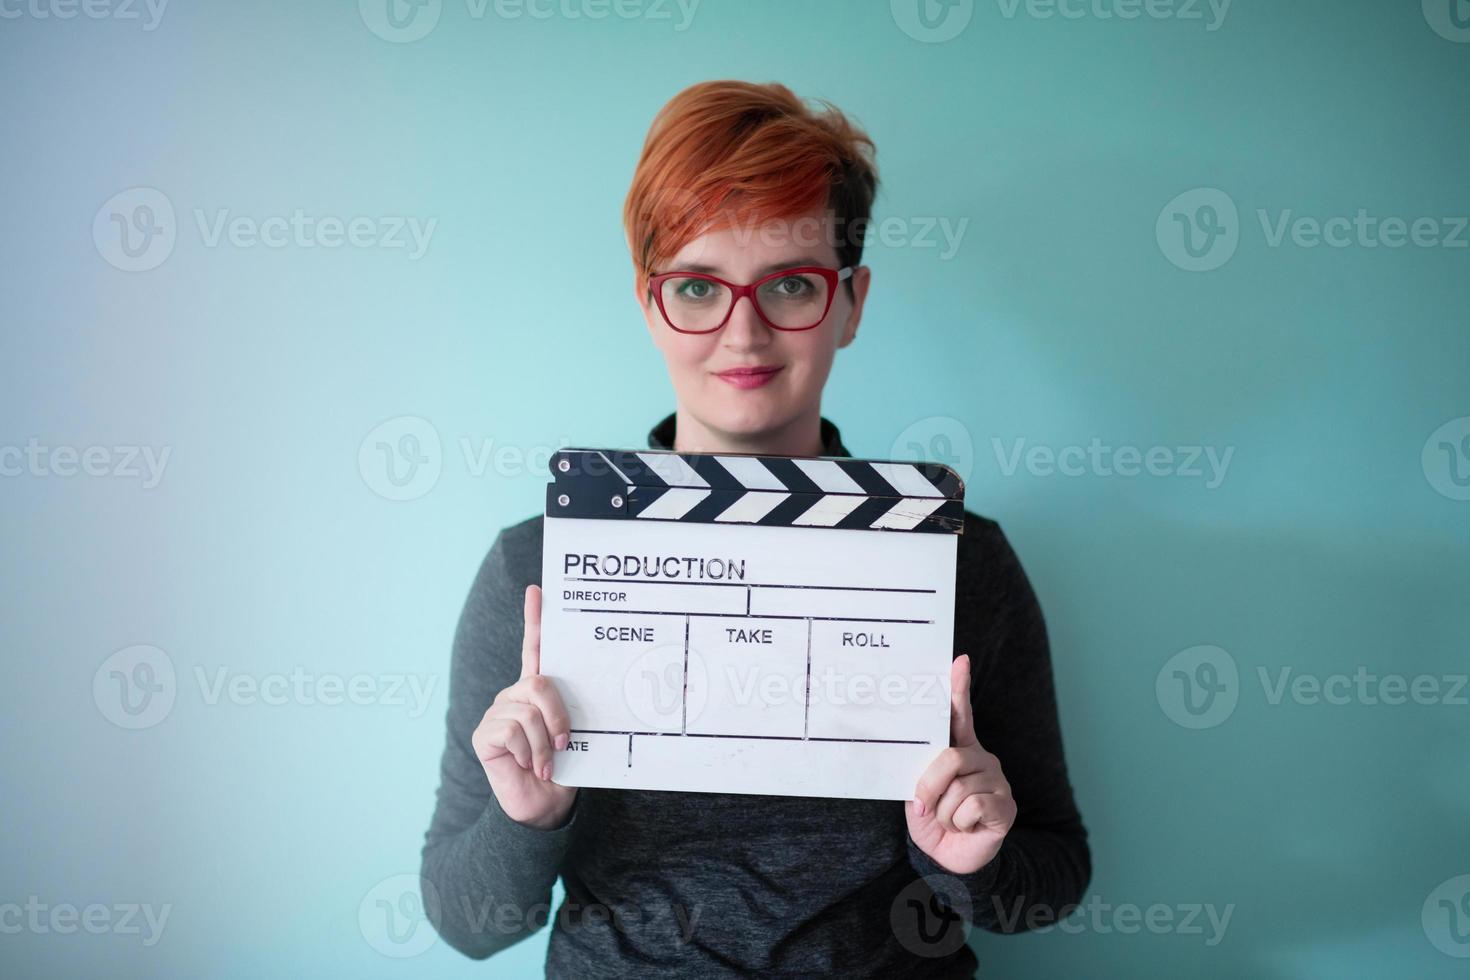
671, 406, 825, 457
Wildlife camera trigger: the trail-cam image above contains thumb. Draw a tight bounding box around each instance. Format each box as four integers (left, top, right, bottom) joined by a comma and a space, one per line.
949, 653, 976, 747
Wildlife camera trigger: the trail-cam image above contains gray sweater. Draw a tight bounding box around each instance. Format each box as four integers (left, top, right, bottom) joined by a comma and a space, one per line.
420, 412, 1091, 977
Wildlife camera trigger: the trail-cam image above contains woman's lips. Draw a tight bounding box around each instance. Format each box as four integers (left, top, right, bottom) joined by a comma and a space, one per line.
715, 366, 783, 389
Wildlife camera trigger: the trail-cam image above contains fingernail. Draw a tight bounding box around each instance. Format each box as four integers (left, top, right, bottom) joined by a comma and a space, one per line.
540, 765, 550, 781
914, 799, 926, 817
555, 733, 569, 751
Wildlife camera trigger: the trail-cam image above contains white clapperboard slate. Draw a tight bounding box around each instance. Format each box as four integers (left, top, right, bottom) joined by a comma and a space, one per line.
539, 445, 965, 801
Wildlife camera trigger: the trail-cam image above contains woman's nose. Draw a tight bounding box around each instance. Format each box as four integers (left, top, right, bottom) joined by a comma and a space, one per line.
721, 294, 771, 347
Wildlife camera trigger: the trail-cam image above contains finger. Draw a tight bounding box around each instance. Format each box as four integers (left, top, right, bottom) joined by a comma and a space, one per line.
950, 653, 977, 748
520, 584, 542, 680
500, 674, 572, 752
953, 788, 1015, 834
479, 716, 533, 771
500, 702, 555, 780
913, 745, 985, 816
935, 771, 988, 832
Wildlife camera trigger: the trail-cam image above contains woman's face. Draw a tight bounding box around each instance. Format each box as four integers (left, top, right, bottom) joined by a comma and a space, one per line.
637, 206, 871, 449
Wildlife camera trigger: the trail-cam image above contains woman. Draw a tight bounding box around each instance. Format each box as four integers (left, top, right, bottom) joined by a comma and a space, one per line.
421, 80, 1091, 978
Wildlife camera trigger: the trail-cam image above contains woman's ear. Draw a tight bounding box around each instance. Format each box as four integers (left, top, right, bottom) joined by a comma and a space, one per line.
837, 265, 871, 349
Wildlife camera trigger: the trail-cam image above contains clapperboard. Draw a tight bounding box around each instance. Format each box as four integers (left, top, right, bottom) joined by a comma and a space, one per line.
539, 445, 965, 801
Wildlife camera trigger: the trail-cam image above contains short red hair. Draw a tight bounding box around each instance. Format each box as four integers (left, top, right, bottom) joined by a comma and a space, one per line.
623, 80, 879, 291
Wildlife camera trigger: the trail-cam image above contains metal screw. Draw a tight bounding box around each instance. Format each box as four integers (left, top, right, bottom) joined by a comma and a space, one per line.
557, 493, 570, 507
611, 495, 624, 508
557, 458, 570, 473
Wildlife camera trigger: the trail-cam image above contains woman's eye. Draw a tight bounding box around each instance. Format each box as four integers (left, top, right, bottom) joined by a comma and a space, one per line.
773, 276, 812, 296
677, 279, 712, 299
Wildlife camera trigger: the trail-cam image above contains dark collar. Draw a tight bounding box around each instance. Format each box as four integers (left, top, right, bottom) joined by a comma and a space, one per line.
647, 411, 851, 458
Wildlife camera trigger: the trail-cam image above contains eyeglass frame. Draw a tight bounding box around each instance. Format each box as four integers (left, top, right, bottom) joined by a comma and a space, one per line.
646, 264, 856, 334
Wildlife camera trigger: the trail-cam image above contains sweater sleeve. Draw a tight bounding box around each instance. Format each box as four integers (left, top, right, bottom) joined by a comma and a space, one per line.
420, 527, 579, 959
906, 520, 1092, 933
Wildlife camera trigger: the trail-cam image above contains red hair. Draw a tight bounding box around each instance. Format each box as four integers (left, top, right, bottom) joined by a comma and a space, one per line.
623, 80, 879, 292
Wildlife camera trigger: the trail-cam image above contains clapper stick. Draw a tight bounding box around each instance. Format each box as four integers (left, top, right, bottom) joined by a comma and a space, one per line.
538, 447, 965, 801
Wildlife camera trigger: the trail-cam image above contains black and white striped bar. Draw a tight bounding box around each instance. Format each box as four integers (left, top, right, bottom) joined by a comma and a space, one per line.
546, 448, 965, 534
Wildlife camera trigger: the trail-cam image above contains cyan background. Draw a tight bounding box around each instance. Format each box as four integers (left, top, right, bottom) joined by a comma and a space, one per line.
2, 0, 1467, 977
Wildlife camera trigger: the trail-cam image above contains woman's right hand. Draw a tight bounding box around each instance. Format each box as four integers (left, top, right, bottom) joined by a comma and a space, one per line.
471, 584, 577, 830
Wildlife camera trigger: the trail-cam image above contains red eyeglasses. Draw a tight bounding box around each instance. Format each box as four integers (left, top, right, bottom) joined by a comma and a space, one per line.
647, 265, 854, 334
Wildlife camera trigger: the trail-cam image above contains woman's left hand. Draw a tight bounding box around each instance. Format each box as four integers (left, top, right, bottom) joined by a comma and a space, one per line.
906, 653, 1017, 874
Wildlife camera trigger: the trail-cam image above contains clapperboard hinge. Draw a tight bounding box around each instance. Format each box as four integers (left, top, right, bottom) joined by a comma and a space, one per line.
547, 447, 964, 534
